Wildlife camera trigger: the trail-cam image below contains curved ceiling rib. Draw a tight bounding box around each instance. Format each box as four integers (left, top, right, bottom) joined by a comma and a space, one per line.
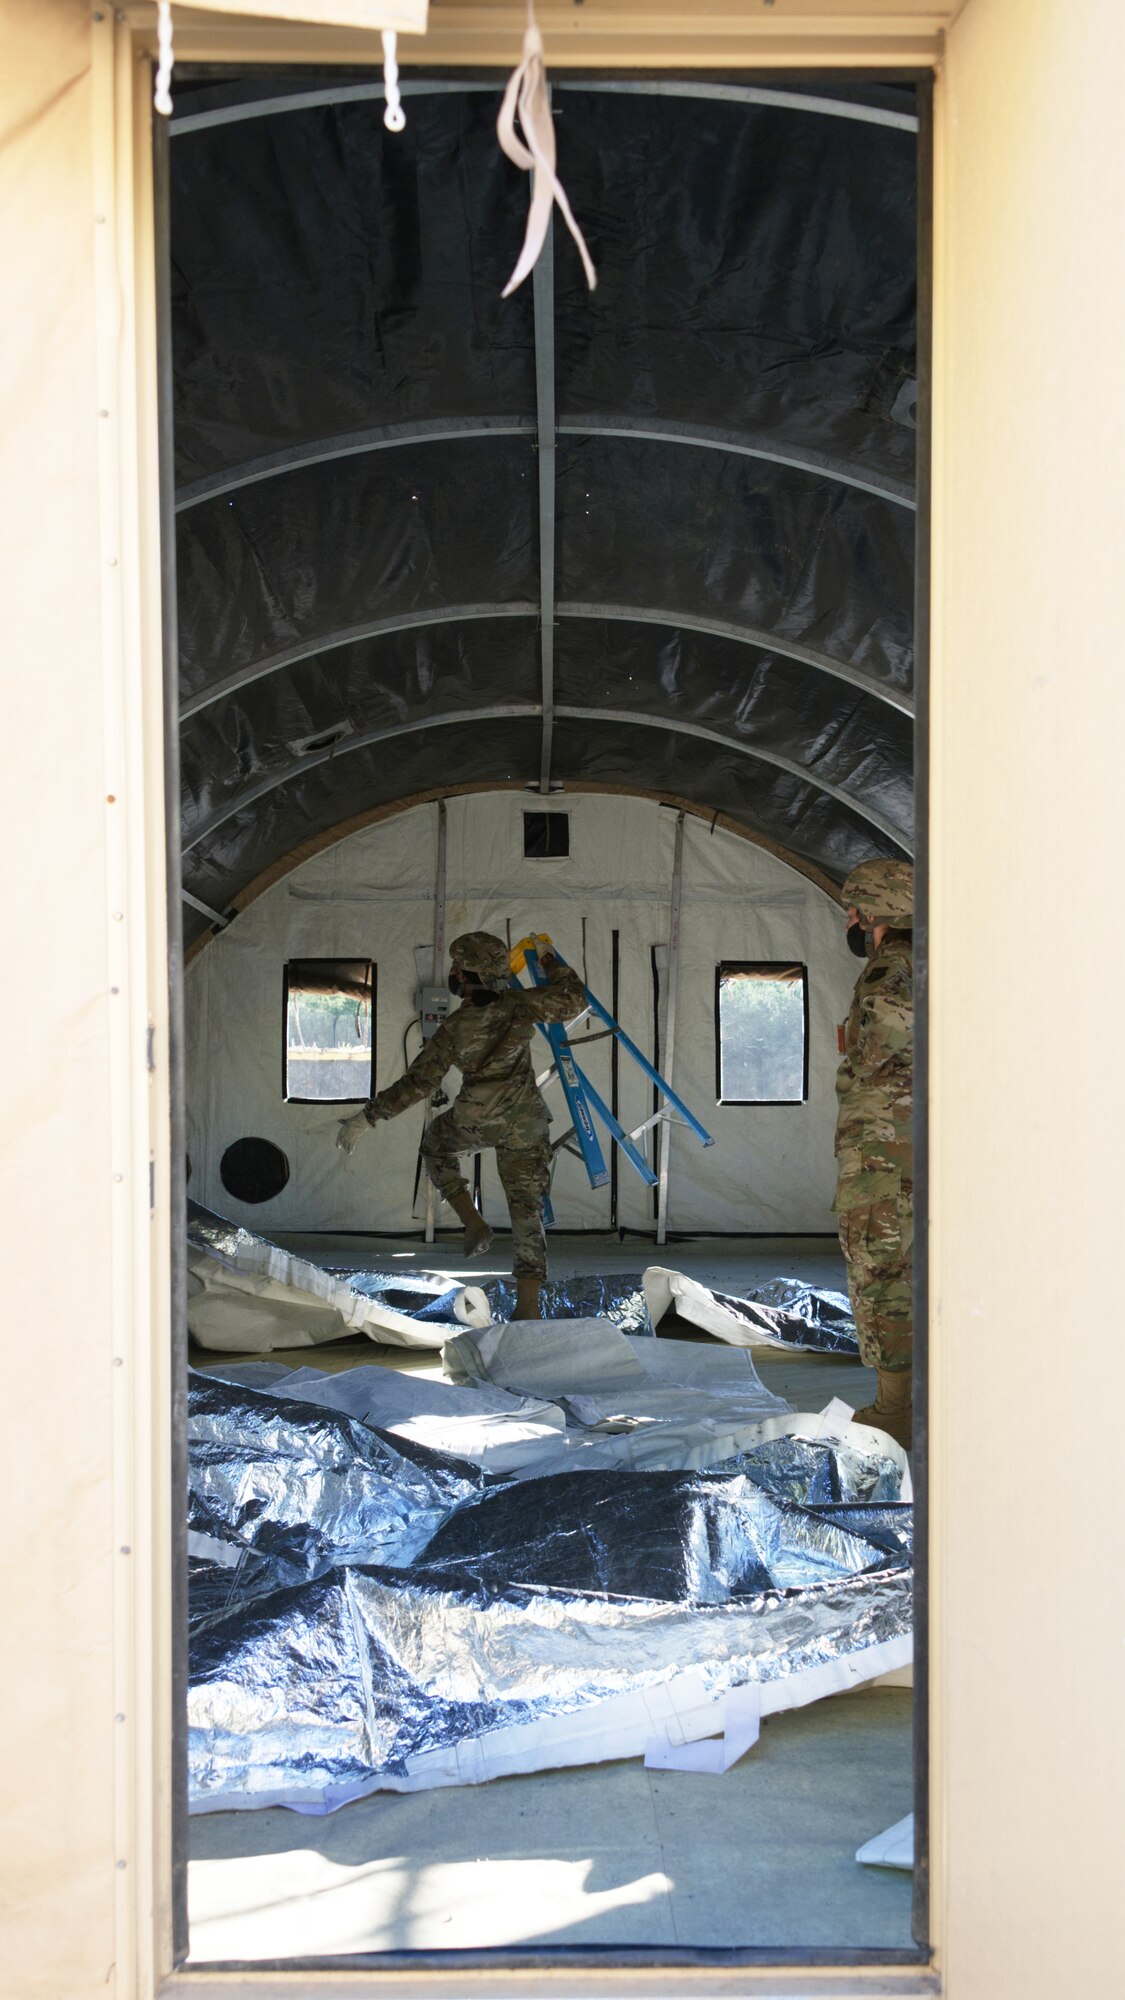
182, 704, 541, 853
171, 79, 917, 144
182, 700, 907, 857
178, 604, 539, 720
175, 421, 534, 512
558, 605, 914, 716
552, 708, 911, 849
560, 420, 914, 508
558, 81, 917, 132
175, 416, 913, 514
180, 602, 913, 724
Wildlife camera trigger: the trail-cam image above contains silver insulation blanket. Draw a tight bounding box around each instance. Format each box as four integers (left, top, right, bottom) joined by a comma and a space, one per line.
188, 1379, 911, 1814
188, 1198, 852, 1356
188, 1373, 482, 1584
190, 1560, 911, 1814
644, 1266, 860, 1356
344, 1268, 655, 1335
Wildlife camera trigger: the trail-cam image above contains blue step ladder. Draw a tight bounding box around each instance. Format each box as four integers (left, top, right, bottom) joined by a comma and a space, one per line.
510, 935, 714, 1223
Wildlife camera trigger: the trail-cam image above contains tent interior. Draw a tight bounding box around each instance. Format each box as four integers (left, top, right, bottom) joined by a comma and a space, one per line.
174, 63, 919, 1965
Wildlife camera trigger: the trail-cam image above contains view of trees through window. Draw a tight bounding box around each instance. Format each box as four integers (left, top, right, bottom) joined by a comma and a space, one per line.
284, 959, 374, 1101
716, 963, 808, 1104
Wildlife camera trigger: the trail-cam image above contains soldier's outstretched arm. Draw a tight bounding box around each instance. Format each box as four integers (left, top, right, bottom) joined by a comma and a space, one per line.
362, 1017, 458, 1124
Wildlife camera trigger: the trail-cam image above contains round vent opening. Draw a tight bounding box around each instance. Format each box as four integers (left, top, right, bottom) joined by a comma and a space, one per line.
219, 1136, 290, 1205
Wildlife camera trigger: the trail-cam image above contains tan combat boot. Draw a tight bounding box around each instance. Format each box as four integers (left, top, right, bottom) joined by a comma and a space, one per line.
853, 1368, 912, 1452
446, 1187, 494, 1258
511, 1276, 544, 1320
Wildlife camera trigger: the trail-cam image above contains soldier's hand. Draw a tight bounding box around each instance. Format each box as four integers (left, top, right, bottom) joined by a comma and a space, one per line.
336, 1110, 370, 1155
539, 949, 560, 975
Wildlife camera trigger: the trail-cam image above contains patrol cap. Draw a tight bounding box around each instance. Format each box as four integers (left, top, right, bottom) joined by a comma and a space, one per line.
841, 858, 914, 926
449, 930, 511, 990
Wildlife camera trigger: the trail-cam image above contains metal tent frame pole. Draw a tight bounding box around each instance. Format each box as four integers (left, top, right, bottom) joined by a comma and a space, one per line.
655, 811, 686, 1247
423, 798, 447, 1245
533, 204, 557, 795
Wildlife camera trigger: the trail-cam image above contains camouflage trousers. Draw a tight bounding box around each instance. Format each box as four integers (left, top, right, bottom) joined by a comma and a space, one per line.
836, 1178, 913, 1373
422, 1109, 551, 1280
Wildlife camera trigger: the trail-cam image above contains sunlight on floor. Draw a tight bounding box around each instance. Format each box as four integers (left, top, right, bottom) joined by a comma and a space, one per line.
190, 1848, 673, 1958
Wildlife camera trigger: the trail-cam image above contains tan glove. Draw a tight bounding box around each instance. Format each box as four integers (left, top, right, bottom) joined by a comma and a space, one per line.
336, 1109, 371, 1155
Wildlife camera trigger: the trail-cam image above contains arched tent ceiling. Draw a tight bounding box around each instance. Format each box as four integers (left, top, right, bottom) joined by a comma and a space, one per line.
170, 71, 917, 948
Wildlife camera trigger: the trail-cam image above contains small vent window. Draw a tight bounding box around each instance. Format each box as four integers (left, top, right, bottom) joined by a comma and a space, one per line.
523, 812, 570, 859
284, 958, 374, 1102
716, 962, 809, 1105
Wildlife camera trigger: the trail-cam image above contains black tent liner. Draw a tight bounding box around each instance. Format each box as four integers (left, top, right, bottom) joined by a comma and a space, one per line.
171, 72, 917, 944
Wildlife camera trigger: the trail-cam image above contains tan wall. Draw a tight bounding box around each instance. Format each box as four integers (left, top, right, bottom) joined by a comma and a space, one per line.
932, 0, 1125, 1990
1, 4, 172, 1996
0, 5, 118, 1996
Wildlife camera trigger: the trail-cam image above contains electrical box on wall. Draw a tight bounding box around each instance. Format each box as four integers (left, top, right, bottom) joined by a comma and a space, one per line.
416, 986, 452, 1038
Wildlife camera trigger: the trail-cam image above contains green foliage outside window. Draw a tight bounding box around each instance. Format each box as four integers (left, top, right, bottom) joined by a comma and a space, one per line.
717, 964, 807, 1103
284, 960, 374, 1101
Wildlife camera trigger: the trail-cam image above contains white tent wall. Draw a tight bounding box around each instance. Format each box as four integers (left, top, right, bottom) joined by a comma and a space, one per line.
185, 792, 853, 1238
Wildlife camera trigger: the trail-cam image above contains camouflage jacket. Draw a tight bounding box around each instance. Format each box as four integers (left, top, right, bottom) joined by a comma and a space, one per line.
834, 932, 913, 1201
364, 961, 586, 1130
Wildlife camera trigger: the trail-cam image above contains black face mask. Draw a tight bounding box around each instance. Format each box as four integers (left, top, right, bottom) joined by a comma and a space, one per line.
448, 969, 464, 997
846, 920, 871, 959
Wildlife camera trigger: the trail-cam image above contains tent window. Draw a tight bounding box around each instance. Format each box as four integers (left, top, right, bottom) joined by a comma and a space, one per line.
283, 958, 375, 1102
524, 811, 570, 859
715, 962, 809, 1105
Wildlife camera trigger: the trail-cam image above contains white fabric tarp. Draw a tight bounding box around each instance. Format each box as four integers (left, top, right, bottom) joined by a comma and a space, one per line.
196, 1350, 911, 1491
439, 1319, 827, 1476
643, 1265, 856, 1353
196, 1359, 568, 1477
187, 1228, 449, 1351
856, 1813, 915, 1870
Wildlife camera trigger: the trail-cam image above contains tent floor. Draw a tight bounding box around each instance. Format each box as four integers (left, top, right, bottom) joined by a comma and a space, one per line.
188, 1690, 913, 1959
188, 1236, 914, 1962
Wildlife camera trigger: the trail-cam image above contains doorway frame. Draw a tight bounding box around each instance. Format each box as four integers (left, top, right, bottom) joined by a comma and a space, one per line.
105, 5, 940, 1994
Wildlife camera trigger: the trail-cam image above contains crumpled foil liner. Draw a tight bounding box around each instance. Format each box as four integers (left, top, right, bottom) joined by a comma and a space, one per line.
188, 1372, 482, 1587
412, 1468, 902, 1601
187, 1199, 254, 1263
711, 1432, 903, 1508
187, 1379, 911, 1813
709, 1279, 858, 1355
344, 1269, 654, 1334
484, 1274, 653, 1332
189, 1554, 911, 1811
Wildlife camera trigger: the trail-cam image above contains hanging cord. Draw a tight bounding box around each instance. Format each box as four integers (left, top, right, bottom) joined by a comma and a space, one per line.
153, 1, 174, 118
497, 1, 596, 297
382, 30, 406, 133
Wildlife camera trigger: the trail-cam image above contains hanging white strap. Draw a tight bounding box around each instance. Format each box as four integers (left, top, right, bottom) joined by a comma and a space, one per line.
153, 1, 175, 118
497, 8, 596, 297
382, 30, 406, 133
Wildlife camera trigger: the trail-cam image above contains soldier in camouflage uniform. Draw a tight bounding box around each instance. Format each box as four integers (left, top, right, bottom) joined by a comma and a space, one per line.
337, 931, 585, 1319
834, 858, 914, 1450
